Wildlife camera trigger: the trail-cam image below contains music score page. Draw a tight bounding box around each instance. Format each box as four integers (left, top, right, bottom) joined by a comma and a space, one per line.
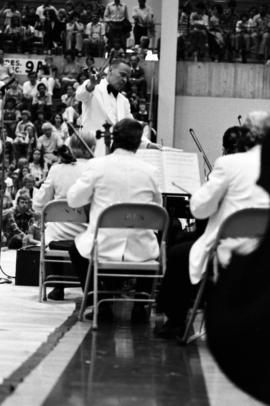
136, 147, 202, 194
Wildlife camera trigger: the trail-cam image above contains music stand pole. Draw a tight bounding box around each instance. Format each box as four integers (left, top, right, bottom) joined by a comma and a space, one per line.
0, 86, 12, 283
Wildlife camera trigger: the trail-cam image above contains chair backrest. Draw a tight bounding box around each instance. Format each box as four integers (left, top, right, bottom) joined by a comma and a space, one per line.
95, 203, 169, 242
216, 208, 270, 241
42, 199, 88, 224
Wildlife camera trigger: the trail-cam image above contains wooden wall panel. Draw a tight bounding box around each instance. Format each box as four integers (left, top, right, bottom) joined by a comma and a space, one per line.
177, 62, 270, 99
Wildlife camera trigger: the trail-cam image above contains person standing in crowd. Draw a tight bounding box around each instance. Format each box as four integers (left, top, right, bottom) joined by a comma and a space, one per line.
132, 0, 154, 45
35, 0, 58, 22
104, 0, 131, 50
83, 14, 106, 57
76, 58, 157, 156
67, 118, 162, 320
33, 131, 96, 301
155, 111, 270, 340
0, 49, 14, 87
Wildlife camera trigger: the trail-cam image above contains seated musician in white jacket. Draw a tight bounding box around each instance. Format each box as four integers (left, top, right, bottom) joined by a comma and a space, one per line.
33, 131, 96, 300
155, 111, 270, 340
67, 118, 162, 320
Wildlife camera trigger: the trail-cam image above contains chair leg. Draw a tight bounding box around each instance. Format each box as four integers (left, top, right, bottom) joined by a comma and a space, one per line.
39, 261, 44, 302
92, 256, 98, 330
43, 285, 47, 301
180, 273, 208, 345
78, 260, 92, 321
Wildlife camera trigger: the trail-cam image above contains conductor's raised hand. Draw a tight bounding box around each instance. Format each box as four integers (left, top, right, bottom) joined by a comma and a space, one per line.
85, 74, 100, 93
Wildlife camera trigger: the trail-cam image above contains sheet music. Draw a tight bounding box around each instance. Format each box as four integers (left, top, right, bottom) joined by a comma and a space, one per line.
136, 148, 201, 194
135, 149, 165, 189
162, 151, 202, 194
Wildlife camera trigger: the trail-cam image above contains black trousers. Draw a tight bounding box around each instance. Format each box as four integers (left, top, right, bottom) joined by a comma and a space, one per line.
133, 24, 148, 45
68, 241, 152, 298
68, 242, 89, 291
156, 241, 200, 327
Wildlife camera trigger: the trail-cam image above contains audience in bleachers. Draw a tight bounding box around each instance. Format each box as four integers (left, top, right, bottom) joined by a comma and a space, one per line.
177, 1, 270, 63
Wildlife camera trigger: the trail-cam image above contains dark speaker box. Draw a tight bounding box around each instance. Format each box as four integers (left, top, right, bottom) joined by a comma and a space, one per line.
15, 246, 40, 286
15, 246, 76, 287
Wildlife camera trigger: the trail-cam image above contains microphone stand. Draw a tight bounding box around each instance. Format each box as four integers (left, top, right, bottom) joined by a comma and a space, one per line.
0, 87, 12, 284
189, 128, 212, 173
96, 122, 113, 155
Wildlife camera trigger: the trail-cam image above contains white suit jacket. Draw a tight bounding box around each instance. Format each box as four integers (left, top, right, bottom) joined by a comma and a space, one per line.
76, 78, 149, 156
33, 159, 88, 244
67, 148, 162, 260
189, 146, 269, 284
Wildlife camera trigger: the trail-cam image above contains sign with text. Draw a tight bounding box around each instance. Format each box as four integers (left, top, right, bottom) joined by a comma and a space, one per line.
4, 57, 44, 75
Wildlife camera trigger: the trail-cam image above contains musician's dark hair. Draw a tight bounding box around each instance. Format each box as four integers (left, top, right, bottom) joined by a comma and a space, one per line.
222, 126, 242, 154
55, 144, 76, 164
111, 118, 143, 152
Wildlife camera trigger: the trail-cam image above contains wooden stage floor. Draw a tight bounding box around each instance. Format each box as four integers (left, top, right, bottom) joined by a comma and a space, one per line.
0, 250, 266, 406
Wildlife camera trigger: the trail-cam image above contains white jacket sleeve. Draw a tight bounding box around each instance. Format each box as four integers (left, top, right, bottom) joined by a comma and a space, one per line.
32, 167, 55, 212
75, 80, 94, 104
190, 157, 230, 219
67, 163, 97, 208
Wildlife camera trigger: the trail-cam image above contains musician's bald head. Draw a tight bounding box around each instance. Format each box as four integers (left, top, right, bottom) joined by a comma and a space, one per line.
108, 59, 131, 91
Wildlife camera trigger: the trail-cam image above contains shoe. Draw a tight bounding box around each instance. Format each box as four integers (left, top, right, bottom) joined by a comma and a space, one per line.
131, 303, 150, 323
48, 287, 65, 301
85, 304, 114, 322
153, 320, 185, 339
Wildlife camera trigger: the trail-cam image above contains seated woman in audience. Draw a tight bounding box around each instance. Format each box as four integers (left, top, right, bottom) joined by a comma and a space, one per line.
33, 131, 96, 300
12, 157, 29, 192
3, 97, 20, 139
52, 113, 69, 142
15, 110, 33, 140
60, 50, 82, 88
29, 148, 47, 189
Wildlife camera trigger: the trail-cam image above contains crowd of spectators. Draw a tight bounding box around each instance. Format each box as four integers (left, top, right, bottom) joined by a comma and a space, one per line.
0, 0, 156, 57
178, 1, 270, 64
0, 47, 150, 249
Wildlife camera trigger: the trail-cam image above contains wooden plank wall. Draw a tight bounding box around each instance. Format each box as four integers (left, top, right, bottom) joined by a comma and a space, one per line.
176, 62, 270, 99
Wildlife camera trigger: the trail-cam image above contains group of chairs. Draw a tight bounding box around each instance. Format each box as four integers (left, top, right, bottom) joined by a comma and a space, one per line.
38, 198, 269, 343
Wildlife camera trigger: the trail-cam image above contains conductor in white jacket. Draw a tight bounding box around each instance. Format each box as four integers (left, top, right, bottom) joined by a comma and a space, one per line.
76, 58, 157, 157
67, 118, 162, 315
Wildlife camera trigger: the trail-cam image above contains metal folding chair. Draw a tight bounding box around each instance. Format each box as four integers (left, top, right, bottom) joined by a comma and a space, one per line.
78, 203, 169, 328
39, 199, 88, 302
181, 207, 270, 345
